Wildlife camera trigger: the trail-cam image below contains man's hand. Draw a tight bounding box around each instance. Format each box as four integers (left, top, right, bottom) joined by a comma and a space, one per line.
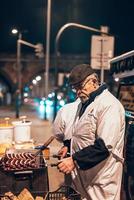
58, 146, 68, 159
58, 157, 75, 174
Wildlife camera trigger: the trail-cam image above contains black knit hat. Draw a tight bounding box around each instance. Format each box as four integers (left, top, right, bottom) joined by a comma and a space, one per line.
69, 64, 95, 86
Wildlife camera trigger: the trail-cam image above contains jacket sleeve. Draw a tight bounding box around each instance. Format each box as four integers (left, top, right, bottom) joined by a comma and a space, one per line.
52, 108, 65, 142
72, 137, 109, 170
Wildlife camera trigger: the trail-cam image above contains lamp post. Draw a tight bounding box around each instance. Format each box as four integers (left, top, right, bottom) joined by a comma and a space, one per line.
12, 28, 44, 118
45, 0, 51, 97
12, 29, 22, 118
16, 32, 22, 118
17, 32, 22, 95
43, 0, 51, 120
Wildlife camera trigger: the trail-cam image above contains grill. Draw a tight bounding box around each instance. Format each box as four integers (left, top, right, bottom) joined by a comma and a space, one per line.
0, 149, 49, 198
45, 185, 81, 200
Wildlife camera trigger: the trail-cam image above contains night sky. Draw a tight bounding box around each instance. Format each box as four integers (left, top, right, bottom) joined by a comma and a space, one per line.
0, 0, 134, 56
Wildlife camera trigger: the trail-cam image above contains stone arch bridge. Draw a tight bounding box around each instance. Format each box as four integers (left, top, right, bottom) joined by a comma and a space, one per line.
0, 53, 89, 94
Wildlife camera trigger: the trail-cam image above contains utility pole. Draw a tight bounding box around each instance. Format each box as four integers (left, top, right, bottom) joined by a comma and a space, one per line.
45, 0, 51, 98
16, 32, 22, 118
44, 0, 52, 120
100, 26, 109, 84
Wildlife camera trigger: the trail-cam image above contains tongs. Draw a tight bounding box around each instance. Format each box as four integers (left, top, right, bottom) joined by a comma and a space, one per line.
35, 136, 55, 156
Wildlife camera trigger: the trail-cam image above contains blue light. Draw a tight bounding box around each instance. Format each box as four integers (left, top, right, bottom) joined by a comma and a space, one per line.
40, 100, 44, 105
39, 104, 45, 112
59, 99, 65, 106
38, 98, 54, 120
24, 86, 29, 92
46, 99, 53, 106
46, 105, 51, 113
48, 93, 53, 98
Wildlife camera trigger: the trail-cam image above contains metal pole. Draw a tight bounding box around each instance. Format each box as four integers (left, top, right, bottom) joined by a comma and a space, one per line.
53, 54, 59, 119
54, 23, 109, 119
44, 0, 51, 120
100, 38, 104, 84
16, 32, 22, 118
55, 23, 110, 55
100, 26, 109, 84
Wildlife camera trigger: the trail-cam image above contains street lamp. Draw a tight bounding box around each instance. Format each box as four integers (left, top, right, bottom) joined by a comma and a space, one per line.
11, 29, 18, 34
54, 23, 110, 118
12, 28, 22, 118
12, 28, 45, 118
45, 0, 51, 98
43, 0, 52, 120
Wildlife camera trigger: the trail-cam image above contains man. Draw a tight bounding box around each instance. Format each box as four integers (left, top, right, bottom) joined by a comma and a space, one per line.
58, 64, 125, 200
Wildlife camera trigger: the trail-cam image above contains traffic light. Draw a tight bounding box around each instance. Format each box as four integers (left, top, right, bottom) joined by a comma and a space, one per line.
35, 43, 44, 58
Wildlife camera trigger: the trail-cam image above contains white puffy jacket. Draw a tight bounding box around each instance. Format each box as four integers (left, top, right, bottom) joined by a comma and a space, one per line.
71, 89, 125, 200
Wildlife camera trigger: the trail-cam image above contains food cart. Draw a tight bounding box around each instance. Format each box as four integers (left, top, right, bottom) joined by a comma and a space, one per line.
0, 117, 81, 200
0, 117, 49, 198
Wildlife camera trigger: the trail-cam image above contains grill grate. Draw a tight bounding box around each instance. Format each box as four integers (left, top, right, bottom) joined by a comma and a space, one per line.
0, 149, 47, 172
0, 150, 49, 197
45, 186, 81, 200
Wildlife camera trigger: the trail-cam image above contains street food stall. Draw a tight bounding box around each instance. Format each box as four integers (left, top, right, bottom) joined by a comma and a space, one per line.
0, 116, 50, 198
110, 50, 134, 200
0, 116, 81, 200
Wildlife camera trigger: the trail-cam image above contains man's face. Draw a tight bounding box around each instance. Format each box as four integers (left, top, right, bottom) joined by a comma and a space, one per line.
72, 75, 98, 103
